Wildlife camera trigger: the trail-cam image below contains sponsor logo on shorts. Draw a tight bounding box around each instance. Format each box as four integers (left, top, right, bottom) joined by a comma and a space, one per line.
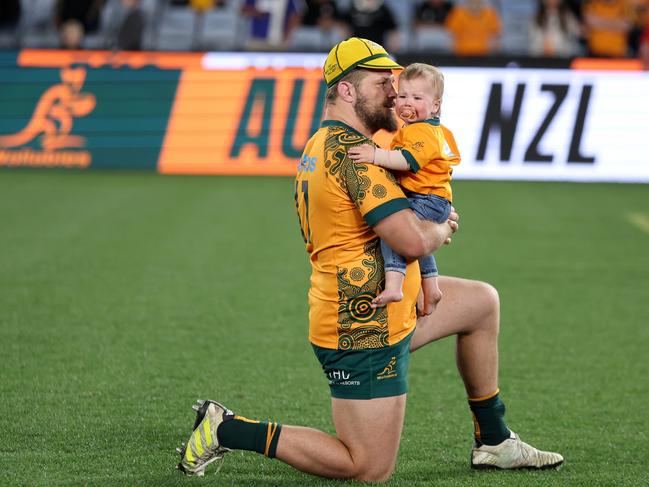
326, 369, 360, 386
376, 356, 397, 380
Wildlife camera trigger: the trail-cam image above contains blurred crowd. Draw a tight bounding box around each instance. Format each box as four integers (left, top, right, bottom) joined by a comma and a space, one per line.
0, 0, 648, 66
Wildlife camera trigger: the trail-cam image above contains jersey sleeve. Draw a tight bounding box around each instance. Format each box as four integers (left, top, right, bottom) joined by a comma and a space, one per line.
340, 152, 411, 227
391, 124, 440, 174
441, 124, 462, 165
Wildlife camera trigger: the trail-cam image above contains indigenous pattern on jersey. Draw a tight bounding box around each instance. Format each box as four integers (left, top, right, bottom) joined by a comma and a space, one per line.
295, 120, 420, 350
392, 118, 461, 201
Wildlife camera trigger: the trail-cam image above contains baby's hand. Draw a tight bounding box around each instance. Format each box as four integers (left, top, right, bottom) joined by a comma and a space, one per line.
347, 144, 376, 164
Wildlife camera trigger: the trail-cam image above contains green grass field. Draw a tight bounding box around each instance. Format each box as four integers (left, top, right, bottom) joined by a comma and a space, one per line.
1, 171, 648, 486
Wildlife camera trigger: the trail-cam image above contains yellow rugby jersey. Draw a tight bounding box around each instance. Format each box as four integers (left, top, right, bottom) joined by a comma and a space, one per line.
392, 118, 461, 201
295, 120, 421, 350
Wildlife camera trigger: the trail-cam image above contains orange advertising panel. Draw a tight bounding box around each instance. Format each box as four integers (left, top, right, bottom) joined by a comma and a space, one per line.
570, 57, 643, 71
159, 68, 327, 175
159, 66, 397, 175
18, 49, 203, 70
3, 50, 401, 174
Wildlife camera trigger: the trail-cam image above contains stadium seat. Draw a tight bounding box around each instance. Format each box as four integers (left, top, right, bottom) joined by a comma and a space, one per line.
412, 26, 452, 53
19, 0, 59, 48
89, 0, 124, 50
288, 26, 325, 50
288, 25, 344, 51
497, 0, 536, 55
135, 0, 165, 50
0, 26, 18, 49
197, 5, 245, 51
155, 4, 199, 51
384, 0, 415, 51
335, 0, 352, 11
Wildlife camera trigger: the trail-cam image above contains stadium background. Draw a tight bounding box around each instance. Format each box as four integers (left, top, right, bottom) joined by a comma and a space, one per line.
1, 0, 648, 486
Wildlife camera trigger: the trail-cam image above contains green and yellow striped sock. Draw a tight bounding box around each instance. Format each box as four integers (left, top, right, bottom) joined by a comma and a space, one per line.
468, 389, 511, 446
217, 415, 282, 458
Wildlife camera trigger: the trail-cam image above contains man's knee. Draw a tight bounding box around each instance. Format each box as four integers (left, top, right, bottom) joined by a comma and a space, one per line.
333, 454, 395, 482
480, 281, 500, 311
475, 281, 500, 330
352, 461, 395, 483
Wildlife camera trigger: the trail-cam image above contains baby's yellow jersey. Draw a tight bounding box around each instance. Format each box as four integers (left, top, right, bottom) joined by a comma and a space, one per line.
392, 119, 461, 201
295, 120, 420, 350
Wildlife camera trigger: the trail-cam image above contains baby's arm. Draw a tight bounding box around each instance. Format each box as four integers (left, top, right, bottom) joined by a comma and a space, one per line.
348, 144, 410, 171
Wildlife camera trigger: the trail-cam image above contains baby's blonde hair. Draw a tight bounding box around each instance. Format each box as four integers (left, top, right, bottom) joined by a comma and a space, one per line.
400, 63, 444, 110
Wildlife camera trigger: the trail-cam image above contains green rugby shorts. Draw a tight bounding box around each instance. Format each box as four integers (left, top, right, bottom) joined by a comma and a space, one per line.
312, 332, 413, 400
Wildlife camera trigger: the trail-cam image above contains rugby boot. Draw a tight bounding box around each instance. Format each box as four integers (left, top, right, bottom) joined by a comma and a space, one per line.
471, 431, 564, 470
176, 399, 234, 476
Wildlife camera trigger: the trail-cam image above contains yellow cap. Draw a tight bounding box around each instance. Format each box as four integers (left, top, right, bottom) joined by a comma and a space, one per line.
323, 37, 402, 88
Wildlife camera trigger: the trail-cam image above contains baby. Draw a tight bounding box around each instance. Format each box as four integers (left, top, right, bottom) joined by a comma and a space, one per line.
348, 63, 460, 315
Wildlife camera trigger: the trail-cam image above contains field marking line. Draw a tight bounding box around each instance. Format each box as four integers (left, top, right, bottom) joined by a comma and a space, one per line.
626, 212, 649, 235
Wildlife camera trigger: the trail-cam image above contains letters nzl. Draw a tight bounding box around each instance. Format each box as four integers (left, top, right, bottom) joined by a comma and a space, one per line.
477, 78, 595, 164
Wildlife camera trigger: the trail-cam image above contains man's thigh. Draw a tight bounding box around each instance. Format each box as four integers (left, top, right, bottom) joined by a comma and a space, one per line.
332, 394, 407, 478
410, 276, 499, 352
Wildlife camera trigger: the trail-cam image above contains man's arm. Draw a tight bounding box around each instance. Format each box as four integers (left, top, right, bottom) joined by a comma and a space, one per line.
373, 208, 458, 260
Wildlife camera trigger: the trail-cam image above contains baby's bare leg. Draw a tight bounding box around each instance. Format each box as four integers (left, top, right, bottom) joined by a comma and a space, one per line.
372, 271, 404, 308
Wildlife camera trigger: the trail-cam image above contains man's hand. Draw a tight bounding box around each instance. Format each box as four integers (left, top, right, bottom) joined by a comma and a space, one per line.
348, 144, 376, 164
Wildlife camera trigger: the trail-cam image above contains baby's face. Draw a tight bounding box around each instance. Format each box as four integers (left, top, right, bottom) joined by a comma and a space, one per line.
395, 77, 440, 123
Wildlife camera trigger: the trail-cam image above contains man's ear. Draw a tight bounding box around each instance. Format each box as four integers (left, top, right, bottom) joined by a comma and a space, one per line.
337, 81, 356, 103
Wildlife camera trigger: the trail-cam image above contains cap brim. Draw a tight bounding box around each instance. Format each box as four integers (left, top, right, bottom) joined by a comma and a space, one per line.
358, 57, 403, 71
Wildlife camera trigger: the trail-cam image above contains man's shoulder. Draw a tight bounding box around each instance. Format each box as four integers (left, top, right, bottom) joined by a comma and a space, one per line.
319, 122, 372, 161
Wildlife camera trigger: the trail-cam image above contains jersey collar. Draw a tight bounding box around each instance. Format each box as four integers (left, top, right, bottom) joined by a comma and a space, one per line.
415, 117, 439, 126
321, 120, 368, 139
403, 117, 440, 127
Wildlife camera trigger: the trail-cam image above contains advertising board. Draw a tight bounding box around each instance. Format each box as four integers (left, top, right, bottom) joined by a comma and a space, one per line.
1, 50, 647, 182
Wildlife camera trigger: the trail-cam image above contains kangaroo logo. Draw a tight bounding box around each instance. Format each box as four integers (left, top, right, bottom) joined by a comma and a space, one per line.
0, 67, 95, 151
376, 356, 398, 380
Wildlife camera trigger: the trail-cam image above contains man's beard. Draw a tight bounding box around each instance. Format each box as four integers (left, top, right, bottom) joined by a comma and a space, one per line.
354, 93, 397, 134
